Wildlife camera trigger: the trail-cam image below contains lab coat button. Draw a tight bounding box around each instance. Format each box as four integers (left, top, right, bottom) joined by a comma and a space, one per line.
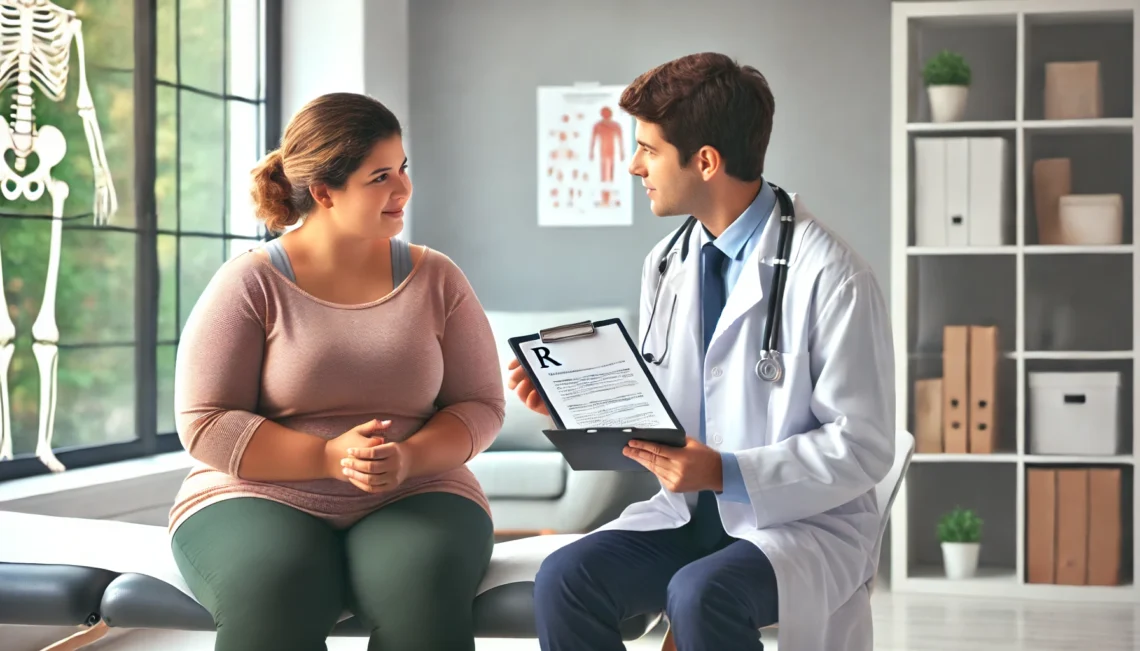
711, 366, 723, 377
711, 434, 723, 445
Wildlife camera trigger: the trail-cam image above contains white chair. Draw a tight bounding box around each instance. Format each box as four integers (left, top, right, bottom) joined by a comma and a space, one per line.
660, 429, 916, 650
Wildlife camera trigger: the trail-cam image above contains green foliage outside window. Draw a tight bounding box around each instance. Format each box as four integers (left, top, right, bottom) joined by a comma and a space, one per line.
0, 0, 261, 457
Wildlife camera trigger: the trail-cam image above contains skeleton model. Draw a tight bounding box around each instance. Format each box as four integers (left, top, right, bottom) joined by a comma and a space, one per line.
0, 0, 117, 471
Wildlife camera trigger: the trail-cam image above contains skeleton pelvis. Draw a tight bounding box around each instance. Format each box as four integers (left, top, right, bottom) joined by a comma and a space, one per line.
0, 118, 66, 202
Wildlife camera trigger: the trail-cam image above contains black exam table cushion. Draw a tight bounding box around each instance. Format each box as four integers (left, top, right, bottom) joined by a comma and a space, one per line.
100, 573, 661, 640
0, 562, 118, 627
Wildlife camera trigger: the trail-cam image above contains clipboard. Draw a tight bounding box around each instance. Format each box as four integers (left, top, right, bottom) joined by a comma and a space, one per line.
508, 317, 686, 472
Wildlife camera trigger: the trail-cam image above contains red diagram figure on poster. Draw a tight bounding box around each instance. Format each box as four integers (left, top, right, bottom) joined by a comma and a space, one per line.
589, 106, 624, 183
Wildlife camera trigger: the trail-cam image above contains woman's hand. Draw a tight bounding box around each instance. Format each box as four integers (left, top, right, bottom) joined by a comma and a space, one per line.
340, 441, 412, 494
506, 358, 548, 415
324, 419, 389, 490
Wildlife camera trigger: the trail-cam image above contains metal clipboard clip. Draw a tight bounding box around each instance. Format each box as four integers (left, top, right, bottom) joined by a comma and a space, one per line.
539, 320, 596, 343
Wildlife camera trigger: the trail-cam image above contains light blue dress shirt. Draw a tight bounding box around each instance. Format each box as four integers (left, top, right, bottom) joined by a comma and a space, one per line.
701, 180, 775, 503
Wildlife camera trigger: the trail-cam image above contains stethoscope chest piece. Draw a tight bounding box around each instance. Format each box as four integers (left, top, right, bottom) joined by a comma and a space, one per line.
755, 351, 783, 383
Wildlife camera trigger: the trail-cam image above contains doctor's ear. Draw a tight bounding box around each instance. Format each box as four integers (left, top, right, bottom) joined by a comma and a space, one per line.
309, 183, 334, 210
693, 146, 722, 181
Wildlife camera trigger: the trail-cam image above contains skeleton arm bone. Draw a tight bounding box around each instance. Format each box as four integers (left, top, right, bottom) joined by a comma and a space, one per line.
68, 16, 116, 225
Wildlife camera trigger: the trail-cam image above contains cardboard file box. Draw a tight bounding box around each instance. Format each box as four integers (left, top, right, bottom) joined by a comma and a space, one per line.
1058, 194, 1124, 245
1027, 467, 1123, 586
1045, 61, 1103, 120
1028, 372, 1121, 455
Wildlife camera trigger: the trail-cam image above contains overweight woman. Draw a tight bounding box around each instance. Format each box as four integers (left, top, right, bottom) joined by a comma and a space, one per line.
167, 92, 504, 651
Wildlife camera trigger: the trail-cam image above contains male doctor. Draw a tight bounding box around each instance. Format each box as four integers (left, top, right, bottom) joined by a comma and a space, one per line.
507, 52, 896, 651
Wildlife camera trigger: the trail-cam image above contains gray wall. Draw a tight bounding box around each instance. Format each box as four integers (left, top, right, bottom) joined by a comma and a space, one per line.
408, 0, 894, 314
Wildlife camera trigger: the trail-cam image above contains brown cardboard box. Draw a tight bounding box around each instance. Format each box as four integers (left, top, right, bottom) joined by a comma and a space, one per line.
1026, 467, 1124, 586
1045, 61, 1103, 120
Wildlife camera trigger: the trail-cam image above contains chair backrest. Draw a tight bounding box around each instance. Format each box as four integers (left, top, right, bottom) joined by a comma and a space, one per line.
876, 429, 915, 529
866, 429, 914, 593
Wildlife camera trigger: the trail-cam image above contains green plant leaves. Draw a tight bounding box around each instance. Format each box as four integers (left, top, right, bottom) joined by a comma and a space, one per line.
923, 49, 972, 87
937, 506, 983, 543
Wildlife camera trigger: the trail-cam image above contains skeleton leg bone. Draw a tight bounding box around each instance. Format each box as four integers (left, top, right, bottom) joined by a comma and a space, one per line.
31, 176, 69, 473
0, 116, 18, 462
0, 245, 15, 463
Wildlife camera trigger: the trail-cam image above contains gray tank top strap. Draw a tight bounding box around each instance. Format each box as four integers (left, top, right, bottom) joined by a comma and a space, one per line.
264, 238, 409, 288
390, 237, 413, 287
263, 238, 297, 283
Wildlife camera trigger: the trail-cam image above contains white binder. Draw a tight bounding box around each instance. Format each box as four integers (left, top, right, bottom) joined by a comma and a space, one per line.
914, 138, 947, 247
913, 136, 1011, 247
968, 137, 1012, 246
945, 138, 970, 246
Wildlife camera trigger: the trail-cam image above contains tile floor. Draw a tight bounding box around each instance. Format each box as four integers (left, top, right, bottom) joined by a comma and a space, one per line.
16, 589, 1138, 651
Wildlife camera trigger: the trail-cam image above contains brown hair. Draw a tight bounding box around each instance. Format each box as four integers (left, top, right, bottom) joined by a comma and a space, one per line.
250, 93, 403, 232
620, 52, 775, 182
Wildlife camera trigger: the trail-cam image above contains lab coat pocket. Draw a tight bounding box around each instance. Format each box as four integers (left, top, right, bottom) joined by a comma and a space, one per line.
758, 351, 814, 443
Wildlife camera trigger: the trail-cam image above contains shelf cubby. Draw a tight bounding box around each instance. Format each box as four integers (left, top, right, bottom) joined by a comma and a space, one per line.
1024, 131, 1133, 245
905, 462, 1018, 584
1023, 11, 1134, 122
906, 14, 1019, 124
907, 255, 1018, 355
1023, 463, 1133, 591
1024, 254, 1132, 352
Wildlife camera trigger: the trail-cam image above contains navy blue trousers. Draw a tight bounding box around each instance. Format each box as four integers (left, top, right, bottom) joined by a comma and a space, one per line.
533, 517, 779, 650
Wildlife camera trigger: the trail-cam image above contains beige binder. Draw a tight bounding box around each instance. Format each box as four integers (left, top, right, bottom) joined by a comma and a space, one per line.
1055, 469, 1089, 585
914, 378, 943, 453
968, 325, 998, 453
942, 326, 969, 453
1087, 468, 1122, 586
1033, 158, 1071, 245
1026, 468, 1056, 584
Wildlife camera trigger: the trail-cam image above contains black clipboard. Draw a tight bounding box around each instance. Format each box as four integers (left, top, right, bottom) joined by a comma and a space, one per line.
508, 317, 686, 471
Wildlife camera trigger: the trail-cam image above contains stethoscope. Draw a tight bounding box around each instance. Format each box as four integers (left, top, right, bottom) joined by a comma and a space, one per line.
640, 183, 795, 383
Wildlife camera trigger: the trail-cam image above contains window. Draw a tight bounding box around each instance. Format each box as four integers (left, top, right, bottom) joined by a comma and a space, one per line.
0, 0, 281, 481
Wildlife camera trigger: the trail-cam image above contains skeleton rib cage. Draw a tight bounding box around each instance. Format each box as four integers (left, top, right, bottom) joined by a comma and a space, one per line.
0, 2, 74, 164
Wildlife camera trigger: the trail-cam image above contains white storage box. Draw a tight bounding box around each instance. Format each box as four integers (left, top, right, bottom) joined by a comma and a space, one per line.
1029, 371, 1122, 455
1057, 194, 1124, 245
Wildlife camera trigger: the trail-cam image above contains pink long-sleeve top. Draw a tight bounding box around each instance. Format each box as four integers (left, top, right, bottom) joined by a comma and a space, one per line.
167, 246, 506, 535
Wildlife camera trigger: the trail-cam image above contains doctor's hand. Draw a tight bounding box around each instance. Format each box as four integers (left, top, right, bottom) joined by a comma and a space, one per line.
623, 437, 724, 493
506, 358, 549, 416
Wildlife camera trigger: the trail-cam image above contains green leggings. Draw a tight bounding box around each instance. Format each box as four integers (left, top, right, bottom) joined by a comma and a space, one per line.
171, 492, 494, 651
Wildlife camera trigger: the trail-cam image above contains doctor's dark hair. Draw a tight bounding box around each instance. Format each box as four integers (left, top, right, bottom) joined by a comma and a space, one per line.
620, 52, 775, 181
250, 92, 403, 232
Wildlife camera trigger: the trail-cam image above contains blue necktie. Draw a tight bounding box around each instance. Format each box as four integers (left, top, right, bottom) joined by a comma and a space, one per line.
693, 242, 728, 548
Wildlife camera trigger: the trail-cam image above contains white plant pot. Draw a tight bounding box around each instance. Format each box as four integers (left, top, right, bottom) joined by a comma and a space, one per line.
928, 85, 969, 122
941, 542, 980, 579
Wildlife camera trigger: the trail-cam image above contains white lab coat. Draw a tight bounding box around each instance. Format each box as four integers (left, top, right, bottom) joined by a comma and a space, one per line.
594, 192, 896, 650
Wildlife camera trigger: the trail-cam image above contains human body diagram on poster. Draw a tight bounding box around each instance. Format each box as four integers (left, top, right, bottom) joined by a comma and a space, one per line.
537, 85, 632, 227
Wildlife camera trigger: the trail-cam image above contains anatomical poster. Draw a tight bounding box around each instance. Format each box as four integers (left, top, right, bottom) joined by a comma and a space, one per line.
537, 84, 633, 227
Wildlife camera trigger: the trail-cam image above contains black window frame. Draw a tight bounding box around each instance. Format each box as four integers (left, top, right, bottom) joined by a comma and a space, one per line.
0, 0, 283, 482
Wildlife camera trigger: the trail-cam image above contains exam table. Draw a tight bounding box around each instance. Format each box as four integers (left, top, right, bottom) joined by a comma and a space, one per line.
0, 514, 660, 649
0, 430, 913, 650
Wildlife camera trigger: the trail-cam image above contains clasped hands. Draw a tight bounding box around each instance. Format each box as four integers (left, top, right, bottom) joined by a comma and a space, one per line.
506, 359, 723, 493
324, 419, 411, 494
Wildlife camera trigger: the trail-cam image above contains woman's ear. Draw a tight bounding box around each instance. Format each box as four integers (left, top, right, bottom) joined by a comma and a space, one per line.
309, 183, 334, 210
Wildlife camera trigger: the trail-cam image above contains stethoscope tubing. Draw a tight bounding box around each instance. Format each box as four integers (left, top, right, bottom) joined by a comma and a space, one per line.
641, 184, 795, 382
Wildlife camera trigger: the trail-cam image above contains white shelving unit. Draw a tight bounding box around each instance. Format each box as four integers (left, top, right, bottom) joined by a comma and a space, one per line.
891, 0, 1139, 602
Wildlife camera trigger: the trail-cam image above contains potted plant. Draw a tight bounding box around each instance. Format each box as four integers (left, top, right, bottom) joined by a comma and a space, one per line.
937, 506, 982, 579
923, 49, 972, 122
